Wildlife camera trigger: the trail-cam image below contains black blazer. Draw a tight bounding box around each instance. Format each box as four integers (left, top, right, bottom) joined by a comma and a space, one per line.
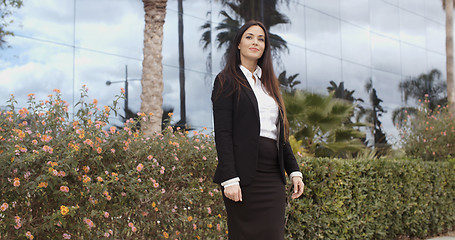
211, 68, 300, 186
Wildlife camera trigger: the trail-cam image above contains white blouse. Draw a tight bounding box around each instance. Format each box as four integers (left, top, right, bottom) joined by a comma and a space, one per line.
239, 65, 279, 140
220, 65, 302, 188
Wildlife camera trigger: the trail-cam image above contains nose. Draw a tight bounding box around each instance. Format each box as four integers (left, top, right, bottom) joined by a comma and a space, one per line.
252, 38, 258, 45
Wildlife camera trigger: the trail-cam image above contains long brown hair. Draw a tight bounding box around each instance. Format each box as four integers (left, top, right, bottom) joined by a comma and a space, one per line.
215, 20, 290, 140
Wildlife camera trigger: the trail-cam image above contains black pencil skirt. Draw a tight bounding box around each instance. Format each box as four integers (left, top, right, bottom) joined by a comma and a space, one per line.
223, 137, 286, 240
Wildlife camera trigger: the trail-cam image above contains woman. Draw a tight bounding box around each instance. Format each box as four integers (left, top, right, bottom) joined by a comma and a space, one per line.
211, 20, 305, 240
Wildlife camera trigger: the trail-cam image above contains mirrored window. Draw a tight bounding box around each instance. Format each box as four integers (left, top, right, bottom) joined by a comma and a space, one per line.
400, 9, 426, 47
427, 52, 447, 80
371, 33, 401, 74
305, 7, 341, 58
426, 20, 445, 54
304, 0, 340, 18
399, 0, 425, 16
341, 22, 371, 66
401, 43, 427, 77
342, 61, 372, 103
370, 0, 400, 39
371, 69, 402, 141
424, 0, 445, 24
340, 0, 370, 29
306, 51, 342, 93
277, 44, 306, 90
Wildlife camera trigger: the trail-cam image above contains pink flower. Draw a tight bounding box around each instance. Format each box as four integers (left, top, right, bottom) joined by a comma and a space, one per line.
161, 188, 166, 194
60, 186, 69, 193
63, 233, 71, 239
104, 212, 109, 218
147, 155, 153, 160
207, 207, 212, 214
136, 163, 144, 172
84, 218, 94, 228
202, 156, 207, 160
1, 203, 8, 211
128, 222, 134, 228
217, 223, 221, 231
160, 167, 165, 174
193, 223, 197, 230
104, 232, 110, 237
153, 182, 160, 188
111, 148, 115, 154
13, 178, 20, 187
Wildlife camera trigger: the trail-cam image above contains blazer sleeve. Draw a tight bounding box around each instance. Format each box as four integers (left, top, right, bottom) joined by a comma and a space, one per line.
283, 141, 301, 175
211, 76, 238, 183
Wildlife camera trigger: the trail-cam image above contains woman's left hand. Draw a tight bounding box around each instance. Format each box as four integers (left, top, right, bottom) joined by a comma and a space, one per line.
291, 176, 304, 199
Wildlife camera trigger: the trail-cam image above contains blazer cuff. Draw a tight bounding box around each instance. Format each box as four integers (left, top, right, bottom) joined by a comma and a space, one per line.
221, 177, 240, 187
289, 171, 303, 179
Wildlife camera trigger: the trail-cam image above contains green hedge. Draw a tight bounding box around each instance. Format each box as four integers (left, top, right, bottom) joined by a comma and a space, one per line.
2, 89, 455, 239
286, 158, 455, 239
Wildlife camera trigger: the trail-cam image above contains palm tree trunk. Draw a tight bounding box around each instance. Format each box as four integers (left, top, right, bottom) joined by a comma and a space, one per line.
445, 0, 455, 113
178, 0, 186, 125
140, 0, 167, 135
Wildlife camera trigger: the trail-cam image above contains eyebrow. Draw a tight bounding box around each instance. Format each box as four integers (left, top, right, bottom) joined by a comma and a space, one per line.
245, 32, 265, 37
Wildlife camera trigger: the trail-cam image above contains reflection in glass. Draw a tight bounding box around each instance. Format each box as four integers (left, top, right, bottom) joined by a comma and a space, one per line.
399, 0, 425, 16
371, 33, 401, 74
342, 61, 371, 102
304, 0, 340, 18
305, 7, 341, 58
401, 43, 427, 77
399, 9, 426, 47
427, 52, 447, 80
426, 20, 445, 54
370, 0, 400, 39
341, 22, 371, 66
306, 51, 341, 93
340, 0, 369, 29
424, 0, 445, 24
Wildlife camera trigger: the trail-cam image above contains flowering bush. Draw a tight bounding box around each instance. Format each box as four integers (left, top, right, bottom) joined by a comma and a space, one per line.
399, 99, 455, 160
0, 87, 226, 239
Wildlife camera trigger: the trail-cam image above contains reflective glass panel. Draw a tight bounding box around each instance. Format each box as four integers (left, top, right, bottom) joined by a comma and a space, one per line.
305, 7, 341, 58
399, 0, 425, 16
427, 52, 447, 80
304, 0, 340, 18
399, 9, 426, 47
424, 0, 445, 24
401, 43, 427, 78
306, 51, 342, 93
370, 0, 400, 39
371, 33, 401, 74
340, 0, 370, 29
426, 20, 445, 54
277, 44, 306, 90
342, 61, 372, 103
341, 22, 371, 66
371, 69, 402, 141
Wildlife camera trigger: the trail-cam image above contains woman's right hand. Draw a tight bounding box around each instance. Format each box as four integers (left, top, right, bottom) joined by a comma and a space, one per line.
224, 185, 243, 202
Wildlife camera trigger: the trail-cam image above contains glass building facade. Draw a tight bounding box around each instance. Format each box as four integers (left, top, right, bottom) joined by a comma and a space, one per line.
0, 0, 448, 144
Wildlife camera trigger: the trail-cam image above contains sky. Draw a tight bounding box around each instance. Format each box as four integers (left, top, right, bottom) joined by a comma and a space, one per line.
0, 0, 450, 146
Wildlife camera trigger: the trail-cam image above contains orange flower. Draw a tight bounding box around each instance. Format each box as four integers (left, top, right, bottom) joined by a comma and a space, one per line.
60, 205, 69, 216
163, 232, 169, 238
13, 178, 20, 187
187, 216, 193, 222
38, 182, 48, 188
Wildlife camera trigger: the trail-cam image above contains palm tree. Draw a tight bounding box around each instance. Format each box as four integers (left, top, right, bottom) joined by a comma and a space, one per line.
362, 79, 390, 155
140, 0, 168, 136
443, 0, 455, 113
278, 71, 301, 93
392, 69, 447, 127
283, 90, 366, 158
200, 0, 290, 62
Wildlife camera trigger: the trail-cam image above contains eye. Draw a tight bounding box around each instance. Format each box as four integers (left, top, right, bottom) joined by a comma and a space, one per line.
259, 38, 265, 42
246, 36, 252, 39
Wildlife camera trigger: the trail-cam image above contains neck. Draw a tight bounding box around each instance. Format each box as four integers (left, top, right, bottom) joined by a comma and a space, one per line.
240, 58, 257, 74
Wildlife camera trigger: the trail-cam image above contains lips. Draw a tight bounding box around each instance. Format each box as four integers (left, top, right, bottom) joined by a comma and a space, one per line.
249, 48, 259, 51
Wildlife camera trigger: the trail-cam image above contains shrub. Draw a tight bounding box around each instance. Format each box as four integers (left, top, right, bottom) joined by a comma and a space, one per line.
286, 158, 455, 240
399, 100, 455, 160
0, 87, 225, 239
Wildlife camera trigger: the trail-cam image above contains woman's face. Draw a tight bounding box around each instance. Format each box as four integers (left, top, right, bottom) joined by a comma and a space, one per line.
238, 25, 265, 64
